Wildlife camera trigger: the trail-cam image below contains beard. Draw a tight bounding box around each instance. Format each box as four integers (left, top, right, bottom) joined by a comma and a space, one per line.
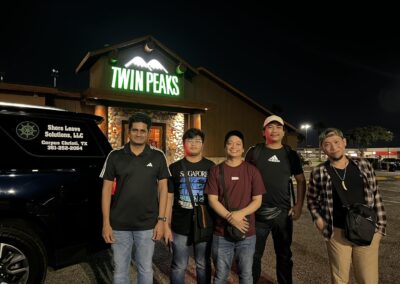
330, 154, 344, 161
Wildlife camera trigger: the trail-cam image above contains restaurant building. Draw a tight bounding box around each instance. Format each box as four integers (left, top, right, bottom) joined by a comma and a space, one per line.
0, 36, 298, 163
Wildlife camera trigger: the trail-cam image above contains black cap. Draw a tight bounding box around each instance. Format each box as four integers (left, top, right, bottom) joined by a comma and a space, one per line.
224, 130, 244, 146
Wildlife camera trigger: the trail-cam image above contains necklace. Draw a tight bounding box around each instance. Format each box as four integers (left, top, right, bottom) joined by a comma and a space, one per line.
331, 162, 348, 190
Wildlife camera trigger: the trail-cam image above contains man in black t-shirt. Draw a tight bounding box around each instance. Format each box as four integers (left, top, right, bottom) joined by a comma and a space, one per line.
165, 128, 215, 284
307, 128, 386, 284
245, 115, 306, 284
100, 113, 170, 284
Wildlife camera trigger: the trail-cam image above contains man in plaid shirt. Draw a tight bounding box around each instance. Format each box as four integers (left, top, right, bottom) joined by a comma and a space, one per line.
307, 128, 386, 284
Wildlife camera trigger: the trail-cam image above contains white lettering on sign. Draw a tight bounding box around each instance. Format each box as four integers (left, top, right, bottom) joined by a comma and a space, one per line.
41, 124, 88, 152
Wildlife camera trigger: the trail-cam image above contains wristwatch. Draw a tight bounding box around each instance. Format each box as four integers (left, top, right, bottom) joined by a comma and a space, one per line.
157, 216, 167, 222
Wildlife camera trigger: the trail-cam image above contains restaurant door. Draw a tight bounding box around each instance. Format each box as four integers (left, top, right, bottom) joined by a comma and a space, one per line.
122, 121, 166, 153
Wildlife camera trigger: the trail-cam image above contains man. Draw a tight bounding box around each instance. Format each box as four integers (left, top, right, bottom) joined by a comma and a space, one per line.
100, 112, 170, 284
206, 130, 265, 284
307, 128, 386, 284
246, 115, 306, 284
164, 128, 215, 284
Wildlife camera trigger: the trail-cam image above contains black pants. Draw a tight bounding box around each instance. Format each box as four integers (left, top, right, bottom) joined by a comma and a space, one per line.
252, 209, 293, 284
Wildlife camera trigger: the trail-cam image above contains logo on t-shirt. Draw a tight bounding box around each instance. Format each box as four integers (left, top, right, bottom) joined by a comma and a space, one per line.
268, 155, 280, 163
146, 162, 153, 167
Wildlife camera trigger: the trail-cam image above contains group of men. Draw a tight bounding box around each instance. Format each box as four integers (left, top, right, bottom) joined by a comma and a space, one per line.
100, 112, 386, 284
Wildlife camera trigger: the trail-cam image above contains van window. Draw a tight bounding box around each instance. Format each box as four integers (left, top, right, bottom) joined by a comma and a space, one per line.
0, 114, 105, 157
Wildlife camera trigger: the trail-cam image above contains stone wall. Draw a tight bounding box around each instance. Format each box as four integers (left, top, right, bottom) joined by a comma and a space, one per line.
107, 107, 184, 164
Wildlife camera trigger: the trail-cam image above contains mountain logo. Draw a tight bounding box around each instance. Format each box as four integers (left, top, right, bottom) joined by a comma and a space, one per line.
124, 56, 168, 73
146, 162, 153, 167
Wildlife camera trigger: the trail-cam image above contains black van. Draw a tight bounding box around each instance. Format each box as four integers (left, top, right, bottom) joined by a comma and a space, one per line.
0, 102, 112, 283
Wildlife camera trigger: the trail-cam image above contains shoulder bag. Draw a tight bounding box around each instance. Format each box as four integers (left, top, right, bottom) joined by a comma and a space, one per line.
326, 163, 377, 246
181, 160, 213, 245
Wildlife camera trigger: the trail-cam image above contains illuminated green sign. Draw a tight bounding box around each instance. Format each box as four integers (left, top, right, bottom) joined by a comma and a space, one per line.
110, 66, 181, 96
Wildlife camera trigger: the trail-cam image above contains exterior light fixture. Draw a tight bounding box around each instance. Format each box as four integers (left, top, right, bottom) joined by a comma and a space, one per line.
144, 40, 156, 53
176, 63, 187, 75
108, 50, 118, 65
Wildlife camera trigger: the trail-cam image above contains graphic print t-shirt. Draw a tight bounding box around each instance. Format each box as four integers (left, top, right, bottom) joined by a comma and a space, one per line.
168, 158, 215, 235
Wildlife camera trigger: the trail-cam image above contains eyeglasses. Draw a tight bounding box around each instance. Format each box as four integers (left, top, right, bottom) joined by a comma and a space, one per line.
186, 139, 203, 144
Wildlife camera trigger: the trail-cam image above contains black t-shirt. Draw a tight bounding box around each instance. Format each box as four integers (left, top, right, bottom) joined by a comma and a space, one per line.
100, 144, 170, 230
247, 145, 303, 209
168, 157, 215, 235
331, 162, 366, 229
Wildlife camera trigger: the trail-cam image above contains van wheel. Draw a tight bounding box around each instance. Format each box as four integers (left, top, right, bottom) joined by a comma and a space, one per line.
0, 224, 47, 284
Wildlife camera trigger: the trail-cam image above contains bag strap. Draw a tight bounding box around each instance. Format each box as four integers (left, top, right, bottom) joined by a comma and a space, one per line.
180, 159, 197, 210
324, 161, 350, 207
218, 163, 231, 211
283, 144, 297, 207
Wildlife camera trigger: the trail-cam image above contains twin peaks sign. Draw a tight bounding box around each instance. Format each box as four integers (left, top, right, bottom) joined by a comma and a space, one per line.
110, 56, 181, 96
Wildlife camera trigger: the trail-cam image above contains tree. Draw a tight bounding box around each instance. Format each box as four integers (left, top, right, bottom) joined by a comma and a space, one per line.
346, 126, 394, 156
313, 121, 327, 161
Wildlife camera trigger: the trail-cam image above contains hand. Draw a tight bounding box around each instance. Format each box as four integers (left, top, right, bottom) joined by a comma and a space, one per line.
315, 217, 326, 233
152, 221, 164, 241
288, 204, 302, 221
163, 223, 173, 244
227, 211, 249, 234
102, 224, 115, 244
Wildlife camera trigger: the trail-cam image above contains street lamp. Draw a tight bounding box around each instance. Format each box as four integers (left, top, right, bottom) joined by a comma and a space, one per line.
51, 68, 59, 88
301, 124, 311, 157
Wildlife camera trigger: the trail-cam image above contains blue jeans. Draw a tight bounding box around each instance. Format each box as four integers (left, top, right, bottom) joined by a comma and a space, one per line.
253, 209, 293, 284
170, 232, 212, 284
212, 234, 256, 284
111, 230, 155, 284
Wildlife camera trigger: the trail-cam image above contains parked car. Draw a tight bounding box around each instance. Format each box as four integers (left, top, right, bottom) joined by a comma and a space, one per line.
365, 157, 380, 170
0, 102, 112, 283
298, 153, 312, 167
380, 158, 398, 172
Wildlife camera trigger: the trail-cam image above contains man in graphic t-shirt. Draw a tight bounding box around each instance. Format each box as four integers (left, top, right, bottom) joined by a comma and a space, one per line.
164, 128, 215, 284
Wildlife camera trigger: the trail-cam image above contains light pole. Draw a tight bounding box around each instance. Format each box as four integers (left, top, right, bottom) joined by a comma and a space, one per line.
51, 68, 59, 88
301, 124, 311, 157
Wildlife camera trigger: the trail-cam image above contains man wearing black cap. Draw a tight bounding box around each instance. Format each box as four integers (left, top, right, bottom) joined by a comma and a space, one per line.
206, 130, 265, 283
246, 115, 306, 284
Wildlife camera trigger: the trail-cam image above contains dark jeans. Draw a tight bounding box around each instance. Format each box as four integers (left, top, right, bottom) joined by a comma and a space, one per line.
252, 209, 293, 284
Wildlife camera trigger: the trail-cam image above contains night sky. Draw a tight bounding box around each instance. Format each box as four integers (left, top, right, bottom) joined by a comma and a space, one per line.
2, 2, 400, 146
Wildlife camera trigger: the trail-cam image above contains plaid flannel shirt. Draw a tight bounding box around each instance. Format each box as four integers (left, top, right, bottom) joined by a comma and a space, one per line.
307, 156, 387, 240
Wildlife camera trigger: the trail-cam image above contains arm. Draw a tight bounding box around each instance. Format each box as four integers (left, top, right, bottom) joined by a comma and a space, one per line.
307, 169, 326, 233
228, 195, 262, 231
101, 179, 115, 243
289, 173, 306, 220
163, 192, 174, 243
153, 178, 168, 241
208, 194, 250, 234
370, 167, 387, 235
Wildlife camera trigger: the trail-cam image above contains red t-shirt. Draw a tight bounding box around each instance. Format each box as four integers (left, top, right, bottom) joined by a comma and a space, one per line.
205, 161, 266, 237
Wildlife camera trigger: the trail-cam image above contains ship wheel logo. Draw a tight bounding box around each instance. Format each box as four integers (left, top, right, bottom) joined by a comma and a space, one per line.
16, 121, 40, 140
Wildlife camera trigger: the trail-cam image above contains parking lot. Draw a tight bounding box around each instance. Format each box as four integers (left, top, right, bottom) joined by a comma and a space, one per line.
45, 171, 400, 283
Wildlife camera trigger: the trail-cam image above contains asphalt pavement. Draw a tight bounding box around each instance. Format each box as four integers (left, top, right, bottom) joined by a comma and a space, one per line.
45, 171, 400, 284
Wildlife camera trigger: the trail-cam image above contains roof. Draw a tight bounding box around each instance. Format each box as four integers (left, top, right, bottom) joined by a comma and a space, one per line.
197, 67, 298, 131
75, 35, 198, 75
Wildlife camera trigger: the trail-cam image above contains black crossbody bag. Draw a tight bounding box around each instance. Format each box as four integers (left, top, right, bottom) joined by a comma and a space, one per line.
326, 162, 377, 246
181, 160, 213, 245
